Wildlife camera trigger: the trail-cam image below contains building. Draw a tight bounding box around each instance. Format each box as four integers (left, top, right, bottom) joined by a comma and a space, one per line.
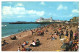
36, 17, 53, 22
70, 17, 79, 22
54, 20, 63, 22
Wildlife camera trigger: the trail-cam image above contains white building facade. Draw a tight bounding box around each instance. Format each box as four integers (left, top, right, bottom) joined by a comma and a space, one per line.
36, 17, 53, 22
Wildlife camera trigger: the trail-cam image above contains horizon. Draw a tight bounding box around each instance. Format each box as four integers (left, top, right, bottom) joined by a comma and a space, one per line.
2, 1, 79, 22
2, 16, 79, 22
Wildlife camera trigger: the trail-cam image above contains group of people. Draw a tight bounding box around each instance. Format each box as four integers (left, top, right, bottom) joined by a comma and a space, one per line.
17, 23, 79, 51
2, 40, 8, 46
46, 23, 79, 51
3, 22, 78, 51
18, 39, 40, 51
10, 36, 17, 40
18, 46, 31, 51
30, 39, 40, 47
57, 23, 79, 51
51, 32, 57, 40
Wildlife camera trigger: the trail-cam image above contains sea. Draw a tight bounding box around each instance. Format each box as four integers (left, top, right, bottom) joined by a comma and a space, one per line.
2, 22, 48, 38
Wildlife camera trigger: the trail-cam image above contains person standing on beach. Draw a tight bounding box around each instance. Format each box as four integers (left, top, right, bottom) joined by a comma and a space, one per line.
74, 31, 78, 40
59, 31, 62, 39
31, 30, 33, 35
66, 29, 68, 37
70, 30, 73, 41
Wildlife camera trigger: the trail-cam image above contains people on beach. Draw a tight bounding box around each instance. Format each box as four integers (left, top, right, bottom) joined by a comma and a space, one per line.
30, 40, 36, 47
35, 39, 40, 46
31, 30, 33, 35
22, 41, 27, 46
59, 31, 62, 39
51, 34, 57, 40
66, 29, 68, 37
74, 31, 78, 40
18, 47, 21, 51
70, 30, 73, 41
30, 39, 41, 47
21, 46, 26, 51
26, 46, 32, 51
2, 40, 8, 46
2, 23, 79, 51
10, 35, 17, 40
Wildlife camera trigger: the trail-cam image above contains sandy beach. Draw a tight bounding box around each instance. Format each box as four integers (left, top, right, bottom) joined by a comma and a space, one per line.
1, 22, 79, 51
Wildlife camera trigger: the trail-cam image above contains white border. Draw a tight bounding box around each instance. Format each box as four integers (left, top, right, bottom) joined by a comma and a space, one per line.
0, 0, 80, 1
0, 0, 80, 53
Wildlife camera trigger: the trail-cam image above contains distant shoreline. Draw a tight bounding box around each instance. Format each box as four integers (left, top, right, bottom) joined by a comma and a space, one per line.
9, 22, 63, 24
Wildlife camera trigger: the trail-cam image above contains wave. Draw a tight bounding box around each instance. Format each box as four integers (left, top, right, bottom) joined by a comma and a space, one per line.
2, 25, 7, 27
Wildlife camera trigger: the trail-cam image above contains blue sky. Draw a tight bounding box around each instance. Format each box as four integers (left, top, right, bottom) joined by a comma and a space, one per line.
2, 1, 79, 22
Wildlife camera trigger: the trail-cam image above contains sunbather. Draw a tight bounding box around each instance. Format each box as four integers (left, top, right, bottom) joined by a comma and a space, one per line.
21, 46, 26, 51
22, 41, 27, 46
2, 40, 8, 46
30, 40, 36, 47
10, 36, 16, 40
36, 39, 40, 46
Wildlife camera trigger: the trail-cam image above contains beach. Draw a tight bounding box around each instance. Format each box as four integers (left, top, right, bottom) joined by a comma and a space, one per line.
1, 22, 79, 51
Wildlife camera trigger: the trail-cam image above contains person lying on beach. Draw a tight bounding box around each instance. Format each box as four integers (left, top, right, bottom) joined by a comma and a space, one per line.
10, 36, 17, 40
21, 45, 32, 51
22, 41, 27, 46
51, 34, 57, 40
21, 46, 26, 51
26, 46, 32, 51
37, 30, 44, 36
2, 40, 8, 46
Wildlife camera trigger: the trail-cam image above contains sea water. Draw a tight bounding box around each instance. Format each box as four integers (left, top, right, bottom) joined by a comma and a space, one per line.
2, 22, 47, 37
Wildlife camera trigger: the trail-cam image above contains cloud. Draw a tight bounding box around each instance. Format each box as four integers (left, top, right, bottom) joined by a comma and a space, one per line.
27, 10, 45, 16
2, 6, 45, 17
2, 6, 26, 15
40, 2, 45, 5
72, 9, 79, 13
57, 4, 67, 10
16, 3, 24, 7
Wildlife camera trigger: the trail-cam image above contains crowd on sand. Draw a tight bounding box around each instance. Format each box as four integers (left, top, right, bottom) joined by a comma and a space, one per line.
2, 22, 79, 51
